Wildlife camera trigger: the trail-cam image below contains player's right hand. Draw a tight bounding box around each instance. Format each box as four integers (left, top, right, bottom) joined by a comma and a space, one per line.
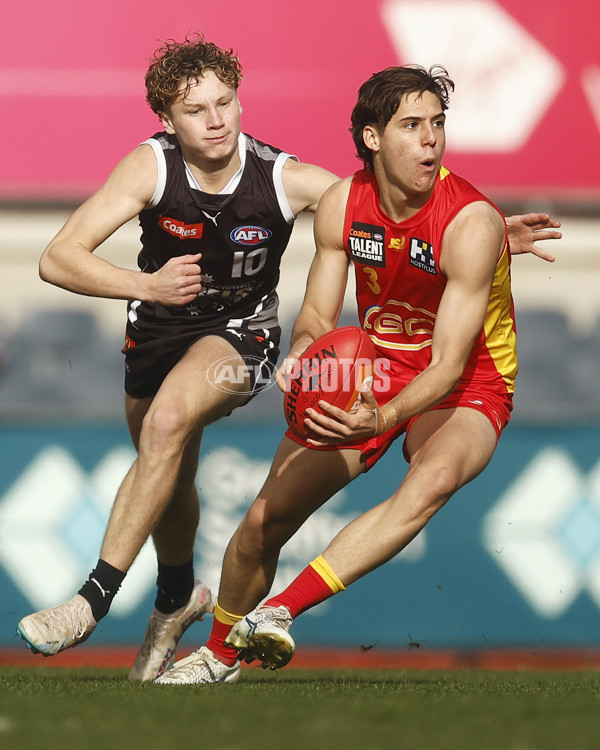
147, 253, 203, 305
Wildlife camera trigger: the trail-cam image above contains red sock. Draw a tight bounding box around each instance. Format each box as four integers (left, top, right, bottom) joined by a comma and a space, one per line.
206, 605, 241, 666
263, 560, 343, 619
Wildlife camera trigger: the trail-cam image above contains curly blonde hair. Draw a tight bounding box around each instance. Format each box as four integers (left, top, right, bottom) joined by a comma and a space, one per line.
145, 33, 243, 113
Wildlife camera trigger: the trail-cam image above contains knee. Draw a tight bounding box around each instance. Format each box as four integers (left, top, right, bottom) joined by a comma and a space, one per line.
405, 463, 460, 521
140, 403, 189, 457
236, 499, 291, 559
425, 463, 460, 502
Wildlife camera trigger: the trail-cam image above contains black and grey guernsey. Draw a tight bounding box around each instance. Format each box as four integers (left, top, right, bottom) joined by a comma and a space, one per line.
129, 132, 296, 337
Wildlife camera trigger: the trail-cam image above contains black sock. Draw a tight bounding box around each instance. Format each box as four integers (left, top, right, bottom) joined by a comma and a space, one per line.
154, 559, 195, 614
78, 559, 126, 622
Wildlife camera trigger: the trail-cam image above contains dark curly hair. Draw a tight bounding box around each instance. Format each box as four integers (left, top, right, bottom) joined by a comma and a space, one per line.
145, 33, 243, 114
351, 65, 455, 169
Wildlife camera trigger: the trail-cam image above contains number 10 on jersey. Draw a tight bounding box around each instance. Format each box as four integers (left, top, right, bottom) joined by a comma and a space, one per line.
231, 247, 268, 278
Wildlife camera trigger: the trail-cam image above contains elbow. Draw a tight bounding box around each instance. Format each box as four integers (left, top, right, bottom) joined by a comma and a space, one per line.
444, 360, 465, 392
39, 250, 61, 286
431, 358, 465, 400
38, 254, 52, 284
38, 258, 49, 283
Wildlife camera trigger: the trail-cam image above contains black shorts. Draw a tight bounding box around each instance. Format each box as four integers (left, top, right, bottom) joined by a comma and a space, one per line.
123, 324, 281, 400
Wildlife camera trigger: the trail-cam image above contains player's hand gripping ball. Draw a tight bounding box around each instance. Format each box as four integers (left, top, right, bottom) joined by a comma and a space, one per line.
284, 326, 377, 438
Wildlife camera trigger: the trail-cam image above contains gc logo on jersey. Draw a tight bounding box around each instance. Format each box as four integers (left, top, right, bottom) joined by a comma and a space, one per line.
409, 238, 437, 274
348, 222, 386, 267
231, 226, 272, 245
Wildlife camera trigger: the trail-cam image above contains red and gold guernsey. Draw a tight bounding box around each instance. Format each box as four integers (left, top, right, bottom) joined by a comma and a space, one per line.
343, 167, 517, 396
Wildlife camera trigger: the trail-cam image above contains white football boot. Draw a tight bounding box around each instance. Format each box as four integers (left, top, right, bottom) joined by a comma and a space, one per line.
129, 580, 214, 681
17, 594, 97, 656
155, 646, 240, 685
225, 605, 295, 670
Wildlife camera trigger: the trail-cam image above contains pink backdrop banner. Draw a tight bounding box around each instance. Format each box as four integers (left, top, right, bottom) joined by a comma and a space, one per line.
2, 0, 598, 200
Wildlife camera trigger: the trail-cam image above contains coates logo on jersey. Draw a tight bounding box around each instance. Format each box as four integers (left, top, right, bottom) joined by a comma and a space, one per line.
348, 222, 386, 267
160, 216, 204, 240
230, 226, 272, 246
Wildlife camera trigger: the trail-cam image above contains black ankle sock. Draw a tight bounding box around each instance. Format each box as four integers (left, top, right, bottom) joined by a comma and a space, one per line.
78, 559, 126, 622
154, 559, 195, 614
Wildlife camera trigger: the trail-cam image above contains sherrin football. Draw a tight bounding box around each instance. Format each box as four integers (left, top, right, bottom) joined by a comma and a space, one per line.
284, 326, 377, 438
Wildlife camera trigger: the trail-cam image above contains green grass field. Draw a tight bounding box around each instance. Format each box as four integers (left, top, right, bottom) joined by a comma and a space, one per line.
1, 667, 599, 750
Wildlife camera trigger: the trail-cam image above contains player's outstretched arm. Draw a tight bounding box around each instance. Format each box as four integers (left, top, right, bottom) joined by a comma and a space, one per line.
506, 212, 561, 262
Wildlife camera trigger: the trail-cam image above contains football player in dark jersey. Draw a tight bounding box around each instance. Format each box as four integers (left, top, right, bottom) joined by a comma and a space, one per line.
17, 36, 560, 682
17, 34, 337, 679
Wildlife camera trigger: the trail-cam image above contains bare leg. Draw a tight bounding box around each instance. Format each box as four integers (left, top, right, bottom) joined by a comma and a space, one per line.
150, 431, 203, 566
216, 436, 365, 615
321, 408, 499, 585
215, 408, 501, 671
100, 336, 251, 572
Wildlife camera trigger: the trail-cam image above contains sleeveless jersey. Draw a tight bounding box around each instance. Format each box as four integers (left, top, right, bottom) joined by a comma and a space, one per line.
343, 167, 517, 394
129, 132, 296, 337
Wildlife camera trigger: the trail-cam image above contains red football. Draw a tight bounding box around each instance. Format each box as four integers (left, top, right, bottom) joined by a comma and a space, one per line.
284, 326, 377, 438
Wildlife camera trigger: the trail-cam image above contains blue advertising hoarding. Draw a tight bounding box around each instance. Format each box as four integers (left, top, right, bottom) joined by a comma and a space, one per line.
1, 421, 599, 652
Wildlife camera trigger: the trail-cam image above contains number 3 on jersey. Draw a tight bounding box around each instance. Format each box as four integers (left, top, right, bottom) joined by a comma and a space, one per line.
363, 267, 380, 294
231, 247, 268, 278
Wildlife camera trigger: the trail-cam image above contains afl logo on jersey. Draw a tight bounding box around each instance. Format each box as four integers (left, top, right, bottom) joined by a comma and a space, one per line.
231, 226, 272, 245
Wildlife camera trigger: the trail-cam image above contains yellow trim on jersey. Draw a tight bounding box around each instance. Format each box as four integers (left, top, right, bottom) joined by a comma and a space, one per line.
214, 601, 244, 625
310, 555, 346, 594
439, 165, 450, 180
482, 243, 518, 392
370, 336, 433, 351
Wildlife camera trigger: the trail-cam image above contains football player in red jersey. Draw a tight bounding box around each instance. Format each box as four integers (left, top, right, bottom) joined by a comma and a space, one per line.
157, 64, 562, 683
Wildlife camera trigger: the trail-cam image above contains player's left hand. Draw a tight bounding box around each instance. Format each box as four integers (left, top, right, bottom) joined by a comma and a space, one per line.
506, 213, 562, 262
275, 333, 318, 392
304, 387, 384, 446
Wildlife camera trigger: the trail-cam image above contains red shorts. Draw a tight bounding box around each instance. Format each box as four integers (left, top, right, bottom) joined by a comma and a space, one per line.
285, 369, 513, 471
